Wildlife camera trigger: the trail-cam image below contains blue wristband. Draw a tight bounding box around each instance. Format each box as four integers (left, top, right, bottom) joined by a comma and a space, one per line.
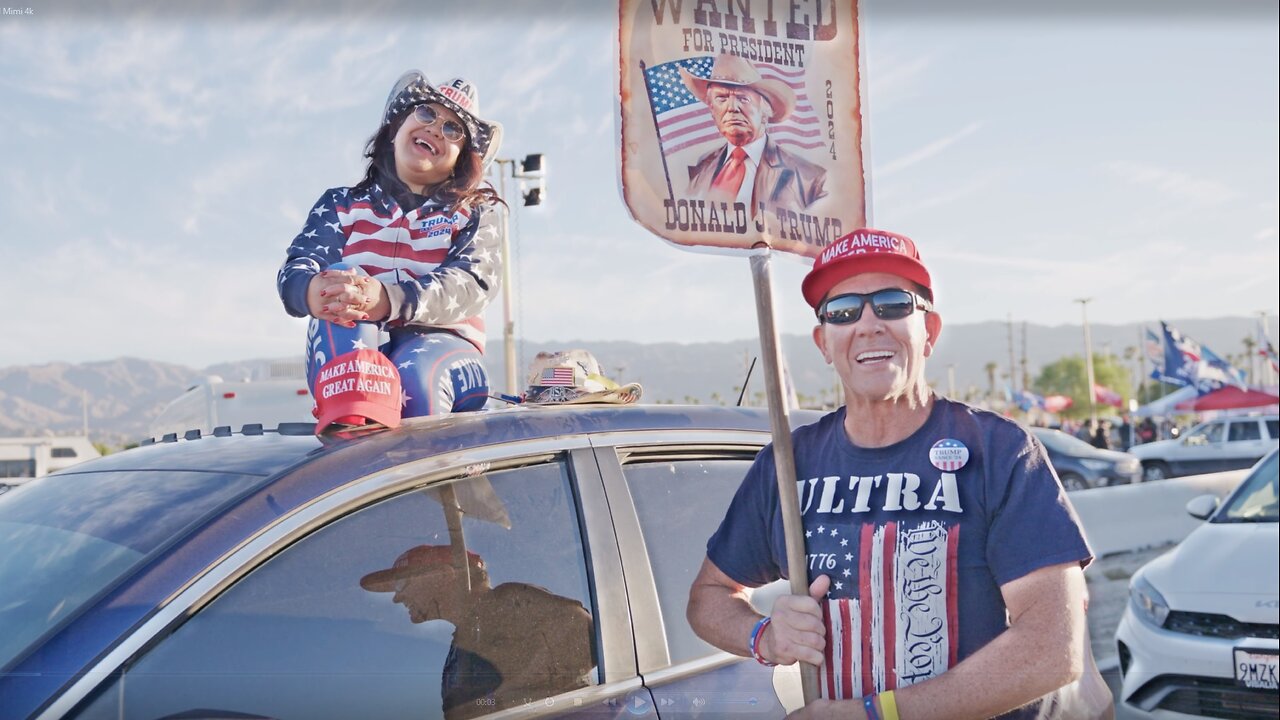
748, 616, 777, 666
863, 695, 881, 720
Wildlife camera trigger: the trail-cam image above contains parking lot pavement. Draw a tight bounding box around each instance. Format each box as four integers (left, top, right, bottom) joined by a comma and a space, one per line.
1086, 543, 1176, 720
1085, 543, 1175, 667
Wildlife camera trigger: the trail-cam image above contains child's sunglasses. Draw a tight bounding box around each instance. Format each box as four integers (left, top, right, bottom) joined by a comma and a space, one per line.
411, 105, 467, 144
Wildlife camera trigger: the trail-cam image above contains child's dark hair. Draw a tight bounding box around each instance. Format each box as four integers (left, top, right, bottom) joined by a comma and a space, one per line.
356, 110, 504, 212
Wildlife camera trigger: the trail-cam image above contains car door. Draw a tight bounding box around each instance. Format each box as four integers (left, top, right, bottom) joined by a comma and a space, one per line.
1171, 420, 1227, 476
1224, 419, 1270, 471
588, 430, 802, 719
59, 445, 655, 720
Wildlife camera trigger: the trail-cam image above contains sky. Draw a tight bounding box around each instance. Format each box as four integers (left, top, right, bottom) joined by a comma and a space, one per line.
1, 0, 1276, 371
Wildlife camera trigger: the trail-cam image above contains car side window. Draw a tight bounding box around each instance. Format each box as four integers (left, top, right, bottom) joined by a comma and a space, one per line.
1196, 422, 1225, 444
1229, 421, 1262, 442
622, 454, 756, 664
70, 460, 597, 720
1266, 420, 1279, 440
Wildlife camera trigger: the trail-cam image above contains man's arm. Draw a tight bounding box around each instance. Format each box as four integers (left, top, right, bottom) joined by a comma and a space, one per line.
688, 557, 828, 667
787, 561, 1086, 720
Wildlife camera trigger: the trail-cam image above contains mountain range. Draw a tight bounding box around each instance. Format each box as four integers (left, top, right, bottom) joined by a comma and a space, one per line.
1, 316, 1272, 447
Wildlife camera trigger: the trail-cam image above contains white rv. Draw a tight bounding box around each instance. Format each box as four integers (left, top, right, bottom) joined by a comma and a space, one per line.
0, 435, 101, 493
148, 375, 316, 440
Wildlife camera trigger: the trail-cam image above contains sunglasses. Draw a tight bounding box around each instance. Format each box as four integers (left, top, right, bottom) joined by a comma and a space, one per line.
411, 104, 467, 144
817, 288, 932, 325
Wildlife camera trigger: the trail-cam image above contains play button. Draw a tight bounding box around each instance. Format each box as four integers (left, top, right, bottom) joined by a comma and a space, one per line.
625, 691, 649, 715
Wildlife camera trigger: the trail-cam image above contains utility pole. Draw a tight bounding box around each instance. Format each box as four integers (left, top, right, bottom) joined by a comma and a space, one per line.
1262, 310, 1277, 387
81, 390, 89, 438
1136, 326, 1147, 404
1075, 298, 1097, 424
1020, 321, 1029, 391
490, 154, 546, 395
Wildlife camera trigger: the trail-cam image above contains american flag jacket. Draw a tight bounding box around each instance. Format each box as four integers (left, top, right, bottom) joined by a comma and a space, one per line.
277, 183, 501, 353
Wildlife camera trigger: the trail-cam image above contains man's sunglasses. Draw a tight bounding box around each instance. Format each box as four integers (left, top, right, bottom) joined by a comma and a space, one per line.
817, 288, 932, 325
411, 105, 467, 143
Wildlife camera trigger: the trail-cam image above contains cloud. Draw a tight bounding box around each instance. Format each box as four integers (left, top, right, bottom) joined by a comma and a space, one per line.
877, 122, 982, 178
1104, 161, 1236, 206
183, 154, 271, 235
866, 50, 935, 111
1254, 226, 1278, 240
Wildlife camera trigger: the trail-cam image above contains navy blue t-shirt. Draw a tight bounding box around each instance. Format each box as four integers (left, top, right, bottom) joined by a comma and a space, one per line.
707, 397, 1092, 716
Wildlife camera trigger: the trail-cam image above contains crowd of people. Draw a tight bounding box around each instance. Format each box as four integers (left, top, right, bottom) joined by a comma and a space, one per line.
1056, 416, 1184, 450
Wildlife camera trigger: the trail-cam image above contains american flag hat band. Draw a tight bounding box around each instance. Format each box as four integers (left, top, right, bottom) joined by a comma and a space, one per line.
524, 349, 644, 406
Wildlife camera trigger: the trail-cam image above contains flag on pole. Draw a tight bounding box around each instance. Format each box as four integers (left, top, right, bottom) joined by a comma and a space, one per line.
1013, 388, 1045, 412
1093, 384, 1124, 408
1143, 328, 1165, 367
1043, 395, 1074, 413
1159, 321, 1246, 392
1258, 318, 1279, 373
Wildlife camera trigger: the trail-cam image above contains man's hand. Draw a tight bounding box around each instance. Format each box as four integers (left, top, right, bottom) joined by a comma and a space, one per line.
306, 269, 389, 326
760, 574, 830, 666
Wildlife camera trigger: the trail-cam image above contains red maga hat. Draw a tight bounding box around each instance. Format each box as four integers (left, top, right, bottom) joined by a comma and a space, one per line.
801, 228, 933, 309
313, 348, 403, 432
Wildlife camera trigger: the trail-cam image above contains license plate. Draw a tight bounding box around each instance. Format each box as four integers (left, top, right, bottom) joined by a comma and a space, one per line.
1234, 648, 1279, 690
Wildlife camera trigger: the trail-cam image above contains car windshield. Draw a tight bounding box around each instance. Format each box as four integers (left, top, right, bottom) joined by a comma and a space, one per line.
1215, 452, 1279, 524
1032, 428, 1097, 455
0, 469, 267, 671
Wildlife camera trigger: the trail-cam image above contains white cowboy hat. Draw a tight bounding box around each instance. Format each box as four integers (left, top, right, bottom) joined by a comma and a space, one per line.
382, 70, 503, 168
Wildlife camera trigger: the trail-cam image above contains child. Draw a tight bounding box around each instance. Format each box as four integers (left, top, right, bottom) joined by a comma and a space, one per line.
277, 72, 504, 430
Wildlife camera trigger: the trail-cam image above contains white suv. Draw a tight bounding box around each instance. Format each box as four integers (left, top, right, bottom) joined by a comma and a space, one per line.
1130, 415, 1279, 480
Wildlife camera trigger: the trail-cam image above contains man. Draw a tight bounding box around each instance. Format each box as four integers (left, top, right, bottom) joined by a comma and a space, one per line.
688, 229, 1108, 719
361, 545, 594, 718
679, 54, 827, 215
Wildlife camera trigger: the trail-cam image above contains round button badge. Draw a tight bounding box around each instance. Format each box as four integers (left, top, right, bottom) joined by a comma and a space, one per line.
929, 438, 969, 471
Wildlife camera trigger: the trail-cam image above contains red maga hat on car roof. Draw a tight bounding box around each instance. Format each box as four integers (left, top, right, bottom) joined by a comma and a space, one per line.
801, 228, 933, 309
313, 349, 403, 432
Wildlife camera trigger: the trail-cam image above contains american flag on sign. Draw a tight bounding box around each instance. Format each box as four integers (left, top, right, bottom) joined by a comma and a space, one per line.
539, 367, 577, 387
643, 56, 823, 158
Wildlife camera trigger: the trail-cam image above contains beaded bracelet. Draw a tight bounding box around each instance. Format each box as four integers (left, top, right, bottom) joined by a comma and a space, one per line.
748, 616, 778, 666
862, 695, 881, 720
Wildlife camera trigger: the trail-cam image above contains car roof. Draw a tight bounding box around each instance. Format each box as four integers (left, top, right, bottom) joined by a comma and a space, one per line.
77, 404, 821, 479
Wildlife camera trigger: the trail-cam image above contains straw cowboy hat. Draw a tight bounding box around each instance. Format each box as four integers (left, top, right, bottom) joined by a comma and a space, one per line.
382, 70, 503, 167
678, 54, 796, 124
524, 350, 643, 405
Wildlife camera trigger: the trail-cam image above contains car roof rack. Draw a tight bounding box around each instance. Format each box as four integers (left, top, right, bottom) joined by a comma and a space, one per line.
140, 422, 318, 445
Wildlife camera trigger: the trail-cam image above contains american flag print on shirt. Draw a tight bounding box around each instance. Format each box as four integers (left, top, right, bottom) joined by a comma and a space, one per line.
277, 183, 501, 354
813, 519, 960, 699
642, 56, 824, 158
